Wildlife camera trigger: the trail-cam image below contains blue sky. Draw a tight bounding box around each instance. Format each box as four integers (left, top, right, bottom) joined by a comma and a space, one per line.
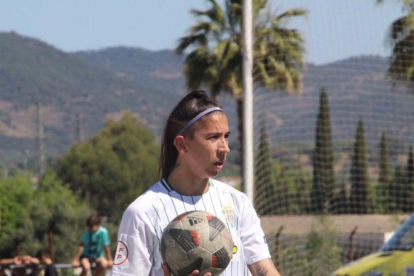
0, 0, 404, 65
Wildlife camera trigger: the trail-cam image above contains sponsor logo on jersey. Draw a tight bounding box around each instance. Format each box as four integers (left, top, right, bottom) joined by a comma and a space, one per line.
263, 236, 267, 244
222, 206, 234, 228
113, 241, 129, 265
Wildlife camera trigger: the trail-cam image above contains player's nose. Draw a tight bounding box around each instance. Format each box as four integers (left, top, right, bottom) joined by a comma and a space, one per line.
218, 139, 230, 154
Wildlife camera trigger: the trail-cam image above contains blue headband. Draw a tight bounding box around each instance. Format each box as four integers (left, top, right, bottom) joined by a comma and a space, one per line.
177, 107, 224, 136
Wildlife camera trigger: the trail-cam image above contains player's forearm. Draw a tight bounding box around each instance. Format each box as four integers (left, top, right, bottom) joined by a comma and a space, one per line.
105, 246, 112, 261
248, 259, 281, 276
0, 259, 14, 266
73, 246, 84, 260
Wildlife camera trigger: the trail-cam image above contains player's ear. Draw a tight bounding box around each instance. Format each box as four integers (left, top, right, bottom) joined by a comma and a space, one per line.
174, 135, 187, 153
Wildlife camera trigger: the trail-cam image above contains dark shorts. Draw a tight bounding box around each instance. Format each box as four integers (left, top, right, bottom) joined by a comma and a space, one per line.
80, 256, 97, 263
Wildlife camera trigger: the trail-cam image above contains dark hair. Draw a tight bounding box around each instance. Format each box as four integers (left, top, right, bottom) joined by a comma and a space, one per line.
86, 214, 101, 227
36, 249, 51, 259
158, 90, 221, 178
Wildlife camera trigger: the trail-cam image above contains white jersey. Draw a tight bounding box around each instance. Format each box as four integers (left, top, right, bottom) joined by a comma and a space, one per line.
112, 178, 271, 276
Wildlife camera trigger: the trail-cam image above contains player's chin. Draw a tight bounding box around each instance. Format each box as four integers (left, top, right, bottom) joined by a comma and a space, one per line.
208, 167, 223, 178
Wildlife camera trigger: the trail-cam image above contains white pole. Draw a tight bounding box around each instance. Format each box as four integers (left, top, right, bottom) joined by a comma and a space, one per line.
243, 0, 254, 203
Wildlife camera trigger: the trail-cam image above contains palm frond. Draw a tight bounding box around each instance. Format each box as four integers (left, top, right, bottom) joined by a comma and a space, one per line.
277, 8, 307, 20
253, 0, 268, 19
226, 0, 242, 29
174, 34, 208, 54
183, 48, 210, 89
388, 16, 412, 42
190, 0, 225, 26
180, 0, 306, 97
189, 21, 223, 37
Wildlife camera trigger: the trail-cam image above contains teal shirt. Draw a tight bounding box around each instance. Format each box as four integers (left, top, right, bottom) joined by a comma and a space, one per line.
81, 226, 110, 258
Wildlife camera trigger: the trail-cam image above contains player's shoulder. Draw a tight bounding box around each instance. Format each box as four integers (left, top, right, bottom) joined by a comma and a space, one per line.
210, 178, 247, 198
98, 226, 109, 234
124, 180, 169, 216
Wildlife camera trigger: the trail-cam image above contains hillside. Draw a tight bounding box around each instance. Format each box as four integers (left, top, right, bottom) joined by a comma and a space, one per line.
1, 32, 414, 171
76, 47, 414, 148
0, 32, 183, 166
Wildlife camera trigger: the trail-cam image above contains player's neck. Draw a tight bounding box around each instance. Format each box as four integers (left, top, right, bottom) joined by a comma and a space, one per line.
167, 170, 209, 196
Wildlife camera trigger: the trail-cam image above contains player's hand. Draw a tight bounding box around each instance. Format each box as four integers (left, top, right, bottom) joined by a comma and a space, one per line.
162, 263, 212, 276
22, 255, 33, 264
13, 256, 23, 265
72, 260, 80, 267
162, 263, 172, 276
107, 259, 113, 268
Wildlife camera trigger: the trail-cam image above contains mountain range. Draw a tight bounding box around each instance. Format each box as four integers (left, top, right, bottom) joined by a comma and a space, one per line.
1, 32, 414, 171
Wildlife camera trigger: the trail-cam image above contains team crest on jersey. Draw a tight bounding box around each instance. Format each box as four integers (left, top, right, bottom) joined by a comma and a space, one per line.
222, 206, 234, 228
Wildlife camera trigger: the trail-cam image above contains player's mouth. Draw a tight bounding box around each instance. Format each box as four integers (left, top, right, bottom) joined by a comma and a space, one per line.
214, 160, 225, 170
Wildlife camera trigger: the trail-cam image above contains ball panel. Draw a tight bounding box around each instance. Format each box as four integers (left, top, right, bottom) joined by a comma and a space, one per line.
164, 243, 191, 272
172, 213, 188, 222
212, 247, 231, 268
180, 211, 208, 231
169, 229, 200, 251
207, 216, 225, 241
175, 258, 203, 276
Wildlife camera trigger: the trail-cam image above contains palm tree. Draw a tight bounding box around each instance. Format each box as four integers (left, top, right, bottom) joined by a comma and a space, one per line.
377, 0, 414, 87
175, 0, 306, 177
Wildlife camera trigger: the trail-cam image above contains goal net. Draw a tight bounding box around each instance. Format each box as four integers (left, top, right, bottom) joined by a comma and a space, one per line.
252, 1, 414, 275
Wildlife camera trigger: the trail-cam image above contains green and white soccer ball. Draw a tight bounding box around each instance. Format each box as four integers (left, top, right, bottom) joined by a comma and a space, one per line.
161, 210, 233, 276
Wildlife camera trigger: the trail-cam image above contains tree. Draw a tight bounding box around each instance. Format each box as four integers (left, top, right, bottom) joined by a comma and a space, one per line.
175, 0, 306, 181
304, 217, 342, 276
377, 0, 414, 88
330, 185, 348, 214
402, 145, 414, 212
280, 217, 341, 276
311, 88, 335, 213
394, 165, 406, 211
57, 111, 160, 221
349, 118, 369, 214
254, 118, 276, 215
0, 175, 34, 257
29, 170, 92, 262
0, 171, 91, 261
293, 168, 312, 214
275, 167, 290, 215
376, 132, 393, 213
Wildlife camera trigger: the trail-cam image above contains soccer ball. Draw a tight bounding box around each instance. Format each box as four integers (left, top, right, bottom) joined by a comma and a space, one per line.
161, 210, 233, 276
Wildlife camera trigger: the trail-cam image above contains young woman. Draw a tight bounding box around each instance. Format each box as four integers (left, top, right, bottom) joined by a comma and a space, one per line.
112, 91, 281, 276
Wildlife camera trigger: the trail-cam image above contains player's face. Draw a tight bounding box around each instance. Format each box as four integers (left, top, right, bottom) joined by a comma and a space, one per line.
184, 112, 230, 179
88, 224, 99, 233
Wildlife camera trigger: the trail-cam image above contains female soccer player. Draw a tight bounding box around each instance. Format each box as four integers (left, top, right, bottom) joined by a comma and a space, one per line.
112, 91, 281, 276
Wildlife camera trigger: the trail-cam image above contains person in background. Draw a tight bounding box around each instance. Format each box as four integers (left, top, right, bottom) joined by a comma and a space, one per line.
72, 215, 112, 276
112, 90, 282, 276
35, 249, 57, 276
0, 257, 21, 276
1, 255, 35, 276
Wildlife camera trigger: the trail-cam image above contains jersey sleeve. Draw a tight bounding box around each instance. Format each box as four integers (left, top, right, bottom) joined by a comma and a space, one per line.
112, 206, 156, 276
238, 193, 271, 265
102, 227, 110, 246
